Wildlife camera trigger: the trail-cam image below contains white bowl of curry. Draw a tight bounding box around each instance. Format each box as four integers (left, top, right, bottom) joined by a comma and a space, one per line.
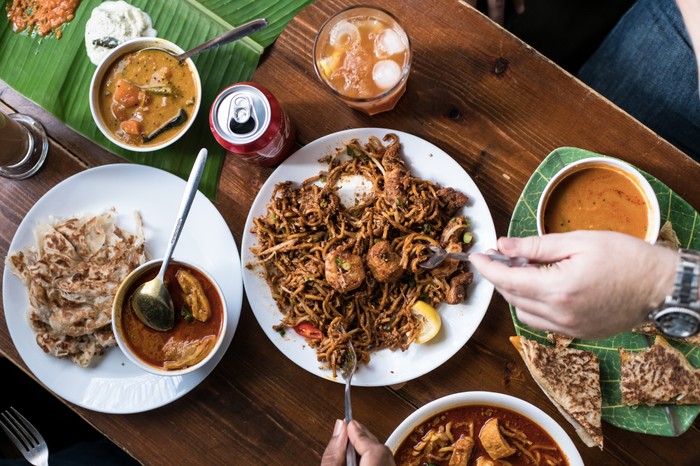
90, 37, 201, 152
112, 258, 227, 376
386, 391, 584, 466
537, 156, 660, 243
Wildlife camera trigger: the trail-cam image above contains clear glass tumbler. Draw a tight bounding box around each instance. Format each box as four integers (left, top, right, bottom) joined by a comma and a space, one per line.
0, 111, 48, 180
313, 6, 412, 115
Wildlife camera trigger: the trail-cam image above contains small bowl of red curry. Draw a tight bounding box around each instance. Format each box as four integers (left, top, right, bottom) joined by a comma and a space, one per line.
537, 156, 660, 243
89, 37, 201, 152
386, 391, 583, 466
112, 259, 227, 376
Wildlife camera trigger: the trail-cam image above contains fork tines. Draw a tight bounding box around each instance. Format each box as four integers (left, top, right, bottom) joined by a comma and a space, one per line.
0, 407, 47, 461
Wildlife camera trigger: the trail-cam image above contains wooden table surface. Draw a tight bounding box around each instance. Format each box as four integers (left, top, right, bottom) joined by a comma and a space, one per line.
2, 1, 700, 465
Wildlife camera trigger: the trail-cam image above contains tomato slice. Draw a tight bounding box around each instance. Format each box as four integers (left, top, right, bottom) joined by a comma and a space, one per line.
294, 323, 324, 340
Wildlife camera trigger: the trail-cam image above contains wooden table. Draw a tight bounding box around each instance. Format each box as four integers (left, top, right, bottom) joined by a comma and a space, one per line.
2, 1, 700, 464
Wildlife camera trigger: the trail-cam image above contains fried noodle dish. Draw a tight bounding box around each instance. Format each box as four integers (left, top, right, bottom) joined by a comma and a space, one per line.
249, 134, 474, 376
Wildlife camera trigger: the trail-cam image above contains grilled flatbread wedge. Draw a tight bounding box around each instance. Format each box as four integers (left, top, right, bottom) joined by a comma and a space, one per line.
619, 335, 700, 405
631, 321, 700, 347
510, 336, 603, 449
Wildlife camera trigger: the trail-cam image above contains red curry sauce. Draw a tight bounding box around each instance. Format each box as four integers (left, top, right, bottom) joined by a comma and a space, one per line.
122, 263, 223, 369
394, 405, 568, 466
7, 0, 81, 38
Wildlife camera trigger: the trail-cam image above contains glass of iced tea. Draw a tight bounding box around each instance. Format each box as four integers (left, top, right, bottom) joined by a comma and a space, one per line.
0, 111, 48, 180
313, 6, 411, 115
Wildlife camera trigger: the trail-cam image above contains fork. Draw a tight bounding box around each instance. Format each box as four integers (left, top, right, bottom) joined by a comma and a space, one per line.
418, 245, 530, 269
0, 407, 49, 466
340, 326, 357, 466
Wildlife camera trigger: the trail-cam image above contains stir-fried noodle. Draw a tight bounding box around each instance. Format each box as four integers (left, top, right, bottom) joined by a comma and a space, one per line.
249, 134, 474, 376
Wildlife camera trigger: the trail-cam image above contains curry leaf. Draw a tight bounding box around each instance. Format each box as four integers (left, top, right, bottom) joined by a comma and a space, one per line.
0, 0, 313, 198
509, 147, 700, 436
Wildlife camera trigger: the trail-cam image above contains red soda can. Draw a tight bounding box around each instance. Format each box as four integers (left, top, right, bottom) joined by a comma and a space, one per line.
209, 82, 296, 167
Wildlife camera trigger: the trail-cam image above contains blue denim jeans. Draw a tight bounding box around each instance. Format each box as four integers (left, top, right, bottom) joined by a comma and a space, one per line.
578, 0, 700, 162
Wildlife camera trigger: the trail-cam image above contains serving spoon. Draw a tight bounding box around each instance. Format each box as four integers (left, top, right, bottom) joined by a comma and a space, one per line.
130, 148, 208, 331
171, 18, 268, 63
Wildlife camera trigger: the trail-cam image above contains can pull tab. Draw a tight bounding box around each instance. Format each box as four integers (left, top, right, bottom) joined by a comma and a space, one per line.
229, 94, 257, 135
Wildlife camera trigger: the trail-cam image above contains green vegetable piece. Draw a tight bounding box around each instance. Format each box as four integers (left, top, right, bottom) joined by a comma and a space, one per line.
180, 306, 194, 323
144, 86, 173, 96
462, 231, 473, 244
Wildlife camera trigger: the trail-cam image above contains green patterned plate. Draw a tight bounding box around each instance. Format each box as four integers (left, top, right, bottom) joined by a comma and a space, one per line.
508, 147, 700, 436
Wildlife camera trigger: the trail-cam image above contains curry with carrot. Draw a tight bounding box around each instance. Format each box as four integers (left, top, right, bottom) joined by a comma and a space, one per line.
98, 48, 197, 147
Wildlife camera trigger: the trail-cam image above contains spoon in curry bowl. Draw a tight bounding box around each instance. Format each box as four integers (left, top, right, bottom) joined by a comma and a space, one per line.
130, 148, 208, 331
164, 18, 268, 63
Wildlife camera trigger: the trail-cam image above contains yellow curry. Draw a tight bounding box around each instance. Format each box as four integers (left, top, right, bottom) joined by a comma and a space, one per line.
98, 48, 197, 147
543, 164, 650, 239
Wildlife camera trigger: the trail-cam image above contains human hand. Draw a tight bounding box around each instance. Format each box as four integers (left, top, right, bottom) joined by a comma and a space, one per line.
321, 419, 396, 466
469, 231, 677, 339
463, 0, 526, 26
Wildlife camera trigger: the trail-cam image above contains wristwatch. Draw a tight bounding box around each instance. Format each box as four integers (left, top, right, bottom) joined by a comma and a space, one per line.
649, 249, 700, 338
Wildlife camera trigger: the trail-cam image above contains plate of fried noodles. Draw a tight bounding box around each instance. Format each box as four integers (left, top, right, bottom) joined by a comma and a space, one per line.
241, 128, 496, 386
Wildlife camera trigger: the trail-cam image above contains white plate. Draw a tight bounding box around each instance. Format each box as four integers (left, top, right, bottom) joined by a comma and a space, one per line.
3, 164, 243, 413
385, 391, 584, 465
241, 128, 496, 386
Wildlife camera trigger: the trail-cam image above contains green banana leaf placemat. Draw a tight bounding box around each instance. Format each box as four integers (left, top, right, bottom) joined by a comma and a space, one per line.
0, 0, 313, 199
508, 146, 700, 436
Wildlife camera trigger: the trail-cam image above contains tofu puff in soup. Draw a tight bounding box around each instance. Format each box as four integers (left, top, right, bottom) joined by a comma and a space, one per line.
393, 405, 569, 466
98, 48, 197, 147
118, 263, 224, 372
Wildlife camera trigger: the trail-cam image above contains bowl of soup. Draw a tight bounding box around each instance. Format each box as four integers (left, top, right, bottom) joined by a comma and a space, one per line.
112, 258, 227, 376
386, 391, 583, 466
89, 37, 201, 152
536, 157, 660, 243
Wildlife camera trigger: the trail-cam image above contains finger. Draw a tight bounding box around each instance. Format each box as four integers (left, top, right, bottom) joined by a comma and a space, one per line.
513, 0, 526, 14
488, 0, 506, 24
321, 420, 348, 466
470, 253, 554, 300
497, 234, 581, 263
513, 308, 567, 334
348, 421, 380, 455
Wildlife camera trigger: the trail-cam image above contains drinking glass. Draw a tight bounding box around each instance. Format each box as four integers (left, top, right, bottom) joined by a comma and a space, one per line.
0, 111, 48, 180
313, 6, 412, 115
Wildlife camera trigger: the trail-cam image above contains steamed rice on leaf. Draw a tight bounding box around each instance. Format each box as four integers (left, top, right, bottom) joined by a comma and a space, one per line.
7, 209, 147, 367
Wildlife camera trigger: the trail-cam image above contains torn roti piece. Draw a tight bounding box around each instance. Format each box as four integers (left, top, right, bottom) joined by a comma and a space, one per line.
6, 209, 146, 367
619, 335, 700, 405
510, 336, 603, 449
632, 321, 700, 347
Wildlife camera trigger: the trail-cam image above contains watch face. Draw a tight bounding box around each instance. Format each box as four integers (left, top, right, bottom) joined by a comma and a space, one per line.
654, 308, 700, 339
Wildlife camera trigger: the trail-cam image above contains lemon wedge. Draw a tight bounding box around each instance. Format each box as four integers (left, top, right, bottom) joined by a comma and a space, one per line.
411, 301, 441, 343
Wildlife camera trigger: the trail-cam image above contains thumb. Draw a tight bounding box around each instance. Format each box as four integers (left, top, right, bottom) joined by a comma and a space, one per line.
321, 420, 348, 466
497, 233, 581, 263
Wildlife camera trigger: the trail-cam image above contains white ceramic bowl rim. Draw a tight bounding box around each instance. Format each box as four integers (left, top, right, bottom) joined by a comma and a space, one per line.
112, 258, 227, 376
385, 391, 584, 466
89, 37, 202, 153
536, 156, 661, 244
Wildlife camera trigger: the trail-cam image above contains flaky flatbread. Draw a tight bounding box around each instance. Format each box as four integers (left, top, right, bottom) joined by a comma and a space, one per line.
7, 209, 146, 367
619, 335, 700, 405
510, 336, 603, 449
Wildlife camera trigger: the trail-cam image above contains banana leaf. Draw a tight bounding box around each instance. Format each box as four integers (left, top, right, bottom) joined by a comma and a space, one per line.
509, 147, 700, 436
0, 0, 314, 199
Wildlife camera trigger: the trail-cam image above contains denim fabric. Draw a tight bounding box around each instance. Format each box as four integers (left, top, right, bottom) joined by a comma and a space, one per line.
578, 0, 700, 162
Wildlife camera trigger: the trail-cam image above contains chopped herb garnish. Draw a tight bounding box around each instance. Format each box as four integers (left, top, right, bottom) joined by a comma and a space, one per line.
278, 329, 286, 337
181, 306, 194, 323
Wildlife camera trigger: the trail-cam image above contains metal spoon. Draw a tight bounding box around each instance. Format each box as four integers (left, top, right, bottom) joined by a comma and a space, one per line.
172, 18, 268, 63
130, 148, 208, 331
